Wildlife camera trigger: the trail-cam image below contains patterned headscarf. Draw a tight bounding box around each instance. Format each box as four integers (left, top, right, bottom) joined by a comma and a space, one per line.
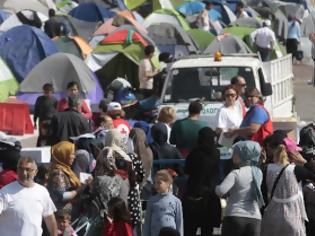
51, 141, 81, 188
233, 141, 264, 207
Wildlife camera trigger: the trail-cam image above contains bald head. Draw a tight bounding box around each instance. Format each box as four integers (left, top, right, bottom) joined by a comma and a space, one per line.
231, 76, 246, 96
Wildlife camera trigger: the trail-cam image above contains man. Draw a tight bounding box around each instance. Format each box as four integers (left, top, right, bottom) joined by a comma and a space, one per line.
196, 1, 212, 31
231, 75, 247, 117
33, 83, 58, 146
57, 81, 92, 120
49, 95, 90, 145
235, 1, 249, 19
107, 102, 131, 143
0, 156, 57, 236
170, 101, 207, 157
250, 20, 276, 61
138, 45, 160, 98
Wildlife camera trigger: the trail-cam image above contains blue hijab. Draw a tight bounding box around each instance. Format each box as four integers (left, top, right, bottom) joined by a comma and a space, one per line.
233, 141, 264, 207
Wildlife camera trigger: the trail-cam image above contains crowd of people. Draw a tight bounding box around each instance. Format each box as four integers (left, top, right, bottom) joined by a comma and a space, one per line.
0, 66, 315, 236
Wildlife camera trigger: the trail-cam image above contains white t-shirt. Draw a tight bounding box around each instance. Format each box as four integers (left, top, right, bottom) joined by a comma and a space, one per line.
216, 105, 243, 146
139, 58, 154, 89
197, 9, 210, 31
251, 27, 276, 49
0, 181, 56, 236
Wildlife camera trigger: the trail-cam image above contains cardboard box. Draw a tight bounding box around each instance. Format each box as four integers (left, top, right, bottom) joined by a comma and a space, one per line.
21, 146, 51, 163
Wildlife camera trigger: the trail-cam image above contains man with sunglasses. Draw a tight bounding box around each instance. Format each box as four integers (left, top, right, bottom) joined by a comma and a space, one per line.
231, 75, 247, 117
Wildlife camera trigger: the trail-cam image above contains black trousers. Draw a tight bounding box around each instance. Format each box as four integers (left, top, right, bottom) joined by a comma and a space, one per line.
222, 216, 261, 236
257, 47, 271, 62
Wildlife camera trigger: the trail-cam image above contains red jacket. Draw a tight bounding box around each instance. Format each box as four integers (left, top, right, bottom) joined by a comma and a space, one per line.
0, 170, 17, 189
57, 97, 92, 119
250, 104, 273, 146
103, 220, 133, 236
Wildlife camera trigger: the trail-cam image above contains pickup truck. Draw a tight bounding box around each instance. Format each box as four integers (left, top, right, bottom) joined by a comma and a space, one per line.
160, 53, 299, 139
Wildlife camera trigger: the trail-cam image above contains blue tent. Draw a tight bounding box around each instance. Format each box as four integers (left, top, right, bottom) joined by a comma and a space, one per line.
0, 10, 11, 24
177, 1, 205, 16
69, 3, 115, 22
0, 25, 58, 83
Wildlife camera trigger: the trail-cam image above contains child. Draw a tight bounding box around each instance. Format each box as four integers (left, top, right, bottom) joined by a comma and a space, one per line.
143, 170, 183, 236
103, 197, 133, 236
56, 210, 77, 236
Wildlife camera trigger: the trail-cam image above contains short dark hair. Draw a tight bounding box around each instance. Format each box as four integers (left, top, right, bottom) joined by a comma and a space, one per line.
42, 83, 53, 91
56, 209, 71, 221
144, 45, 155, 56
230, 75, 243, 85
67, 81, 79, 90
237, 1, 245, 8
188, 100, 203, 115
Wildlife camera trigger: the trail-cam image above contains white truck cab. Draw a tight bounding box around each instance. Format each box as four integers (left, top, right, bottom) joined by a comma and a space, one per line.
160, 53, 298, 138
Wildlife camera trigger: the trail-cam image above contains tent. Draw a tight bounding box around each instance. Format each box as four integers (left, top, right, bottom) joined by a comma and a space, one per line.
176, 1, 204, 16
143, 8, 191, 31
204, 0, 236, 25
55, 0, 78, 14
0, 0, 55, 15
94, 10, 148, 36
0, 58, 18, 101
204, 34, 252, 54
87, 28, 159, 89
53, 36, 92, 59
147, 22, 198, 57
18, 53, 103, 108
186, 28, 215, 51
69, 3, 115, 22
52, 14, 79, 36
0, 10, 48, 32
0, 25, 58, 82
229, 17, 263, 28
0, 9, 12, 24
78, 0, 126, 10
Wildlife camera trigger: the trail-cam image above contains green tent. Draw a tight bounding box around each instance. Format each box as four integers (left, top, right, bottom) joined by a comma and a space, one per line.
125, 0, 146, 10
0, 58, 18, 101
187, 29, 215, 51
154, 8, 191, 31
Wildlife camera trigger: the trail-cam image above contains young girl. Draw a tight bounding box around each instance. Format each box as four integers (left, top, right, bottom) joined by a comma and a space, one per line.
56, 210, 77, 236
103, 197, 133, 236
143, 169, 183, 236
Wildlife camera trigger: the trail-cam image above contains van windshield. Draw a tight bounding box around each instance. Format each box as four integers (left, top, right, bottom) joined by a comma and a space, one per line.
163, 66, 255, 102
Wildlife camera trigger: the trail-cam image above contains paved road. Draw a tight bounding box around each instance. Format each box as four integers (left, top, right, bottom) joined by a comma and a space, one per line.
293, 62, 315, 122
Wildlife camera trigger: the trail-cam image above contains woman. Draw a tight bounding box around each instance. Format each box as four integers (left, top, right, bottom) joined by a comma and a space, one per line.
184, 127, 221, 236
215, 85, 243, 147
157, 106, 176, 143
260, 142, 315, 236
48, 141, 83, 213
226, 88, 273, 146
216, 141, 264, 236
129, 127, 153, 184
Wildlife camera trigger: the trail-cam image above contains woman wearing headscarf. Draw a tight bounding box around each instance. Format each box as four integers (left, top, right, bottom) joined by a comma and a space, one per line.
48, 141, 84, 213
94, 129, 144, 231
184, 127, 221, 236
216, 141, 264, 236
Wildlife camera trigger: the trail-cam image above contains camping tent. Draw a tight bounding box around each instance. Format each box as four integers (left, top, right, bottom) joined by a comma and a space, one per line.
143, 8, 191, 31
18, 53, 103, 108
78, 0, 126, 10
0, 0, 54, 15
186, 28, 215, 51
176, 1, 205, 16
53, 36, 92, 59
147, 22, 198, 57
0, 58, 18, 101
69, 3, 115, 22
0, 10, 48, 32
0, 9, 12, 24
229, 17, 262, 28
87, 28, 159, 89
0, 25, 58, 82
94, 10, 148, 36
204, 34, 252, 54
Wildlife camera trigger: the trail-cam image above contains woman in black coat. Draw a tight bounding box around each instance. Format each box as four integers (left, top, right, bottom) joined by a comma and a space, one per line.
184, 127, 221, 236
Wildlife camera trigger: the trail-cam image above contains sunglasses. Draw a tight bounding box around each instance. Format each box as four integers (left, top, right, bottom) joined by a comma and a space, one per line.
225, 93, 237, 97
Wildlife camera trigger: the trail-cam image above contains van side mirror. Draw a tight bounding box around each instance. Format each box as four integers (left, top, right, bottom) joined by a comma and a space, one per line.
261, 82, 272, 96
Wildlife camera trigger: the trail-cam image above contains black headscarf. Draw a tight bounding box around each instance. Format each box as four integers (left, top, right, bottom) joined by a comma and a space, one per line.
197, 127, 217, 151
151, 123, 168, 145
0, 141, 21, 171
